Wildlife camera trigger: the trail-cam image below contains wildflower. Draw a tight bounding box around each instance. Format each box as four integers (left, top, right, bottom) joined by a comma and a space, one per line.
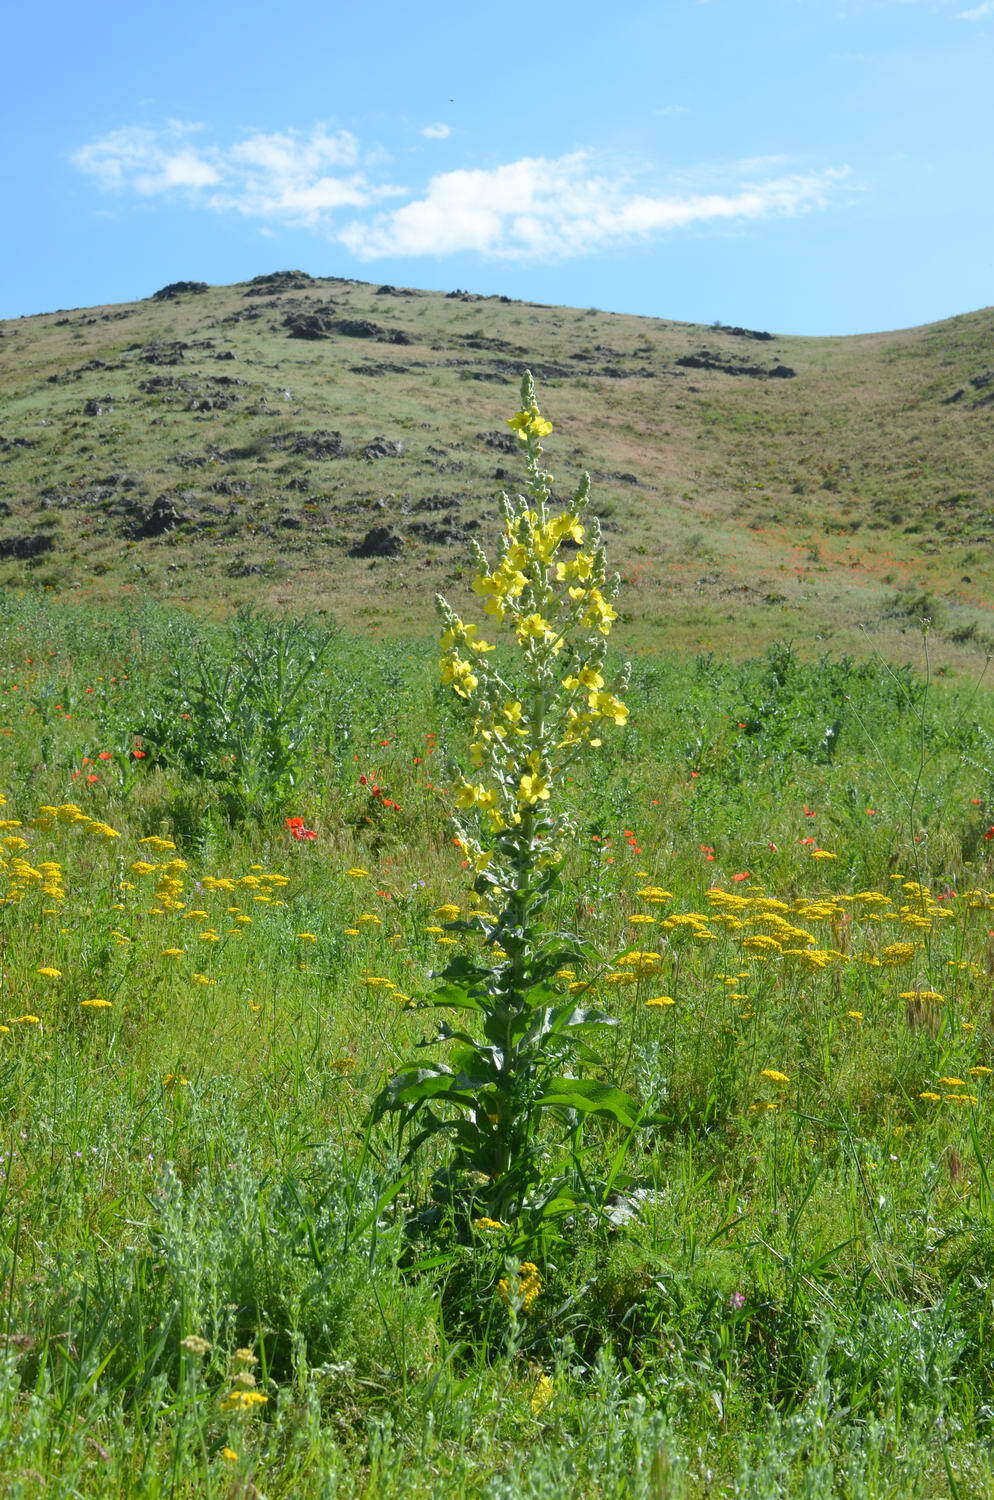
498, 1262, 542, 1311
36, 967, 61, 978
530, 1373, 554, 1414
161, 948, 184, 958
646, 996, 675, 1007
296, 932, 317, 942
518, 771, 550, 805
330, 1057, 357, 1074
968, 1066, 992, 1076
811, 849, 836, 860
220, 1390, 268, 1412
760, 1069, 791, 1084
11, 1015, 40, 1025
180, 1335, 211, 1356
937, 1076, 966, 1086
508, 404, 553, 440
81, 998, 112, 1009
162, 1074, 190, 1087
845, 1010, 863, 1021
233, 1348, 257, 1365
731, 872, 751, 883
899, 990, 944, 1003
190, 974, 216, 985
220, 1449, 238, 1462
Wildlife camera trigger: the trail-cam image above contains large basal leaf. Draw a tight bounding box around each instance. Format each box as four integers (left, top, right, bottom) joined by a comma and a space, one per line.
537, 1078, 639, 1126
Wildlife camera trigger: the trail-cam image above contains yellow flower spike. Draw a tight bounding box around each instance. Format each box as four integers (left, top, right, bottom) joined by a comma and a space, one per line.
36, 967, 62, 979
530, 1373, 554, 1414
646, 996, 675, 1007
760, 1069, 791, 1084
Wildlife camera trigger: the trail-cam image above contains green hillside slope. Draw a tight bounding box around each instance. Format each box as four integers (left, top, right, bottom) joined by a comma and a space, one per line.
1, 271, 992, 667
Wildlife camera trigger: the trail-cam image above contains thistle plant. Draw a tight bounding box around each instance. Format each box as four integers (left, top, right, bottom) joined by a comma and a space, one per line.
372, 374, 638, 1241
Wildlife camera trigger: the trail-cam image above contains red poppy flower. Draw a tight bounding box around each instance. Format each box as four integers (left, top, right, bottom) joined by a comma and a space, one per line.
97, 751, 113, 761
132, 750, 146, 760
731, 871, 751, 882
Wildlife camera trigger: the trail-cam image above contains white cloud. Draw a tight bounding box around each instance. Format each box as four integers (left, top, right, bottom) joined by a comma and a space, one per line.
957, 1, 994, 17
72, 122, 398, 227
421, 123, 451, 139
339, 153, 853, 262
72, 123, 853, 263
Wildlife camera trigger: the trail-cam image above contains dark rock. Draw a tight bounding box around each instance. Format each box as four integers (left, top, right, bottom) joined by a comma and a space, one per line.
332, 319, 412, 344
268, 429, 346, 460
413, 495, 459, 512
409, 520, 464, 545
361, 437, 404, 460
151, 281, 209, 301
284, 311, 337, 340
943, 389, 965, 404
130, 341, 190, 366
350, 525, 404, 558
350, 362, 417, 376
375, 284, 417, 296
276, 511, 302, 529
478, 429, 518, 454
0, 434, 37, 453
675, 350, 795, 379
713, 323, 774, 341
82, 398, 112, 416
0, 532, 54, 561
244, 270, 314, 296
494, 466, 515, 482
131, 494, 193, 539
969, 371, 994, 391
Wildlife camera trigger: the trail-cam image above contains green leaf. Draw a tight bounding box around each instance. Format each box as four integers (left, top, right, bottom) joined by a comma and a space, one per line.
537, 1079, 639, 1126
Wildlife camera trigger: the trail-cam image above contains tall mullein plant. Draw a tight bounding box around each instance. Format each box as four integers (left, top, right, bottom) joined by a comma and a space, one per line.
372, 374, 638, 1236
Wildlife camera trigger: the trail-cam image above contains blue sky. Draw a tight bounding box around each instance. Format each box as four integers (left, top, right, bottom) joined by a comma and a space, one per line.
2, 0, 992, 333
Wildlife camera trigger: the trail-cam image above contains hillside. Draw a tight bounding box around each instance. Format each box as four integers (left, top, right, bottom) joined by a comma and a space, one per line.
1, 271, 993, 667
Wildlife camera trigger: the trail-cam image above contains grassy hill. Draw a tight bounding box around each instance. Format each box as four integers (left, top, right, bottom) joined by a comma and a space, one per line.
2, 270, 993, 667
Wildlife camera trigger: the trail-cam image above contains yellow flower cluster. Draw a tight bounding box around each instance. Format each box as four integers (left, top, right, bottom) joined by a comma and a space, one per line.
497, 1261, 542, 1311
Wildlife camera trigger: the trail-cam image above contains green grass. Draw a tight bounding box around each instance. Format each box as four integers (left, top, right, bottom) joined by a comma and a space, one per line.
1, 593, 994, 1494
2, 276, 994, 670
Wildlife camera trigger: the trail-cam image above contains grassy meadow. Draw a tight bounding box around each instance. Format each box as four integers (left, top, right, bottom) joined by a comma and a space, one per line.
1, 582, 994, 1496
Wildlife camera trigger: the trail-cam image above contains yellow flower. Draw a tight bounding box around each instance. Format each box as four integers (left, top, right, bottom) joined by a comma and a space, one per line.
11, 1015, 40, 1025
530, 1373, 554, 1414
516, 613, 552, 643
220, 1390, 268, 1412
517, 772, 550, 805
81, 998, 112, 1009
507, 405, 553, 440
900, 990, 944, 1003
473, 1217, 506, 1232
811, 849, 836, 860
220, 1448, 238, 1462
346, 867, 368, 878
161, 948, 184, 958
297, 932, 317, 942
434, 903, 461, 921
760, 1069, 791, 1084
163, 1073, 190, 1087
36, 967, 62, 979
646, 996, 675, 1007
498, 1262, 542, 1310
